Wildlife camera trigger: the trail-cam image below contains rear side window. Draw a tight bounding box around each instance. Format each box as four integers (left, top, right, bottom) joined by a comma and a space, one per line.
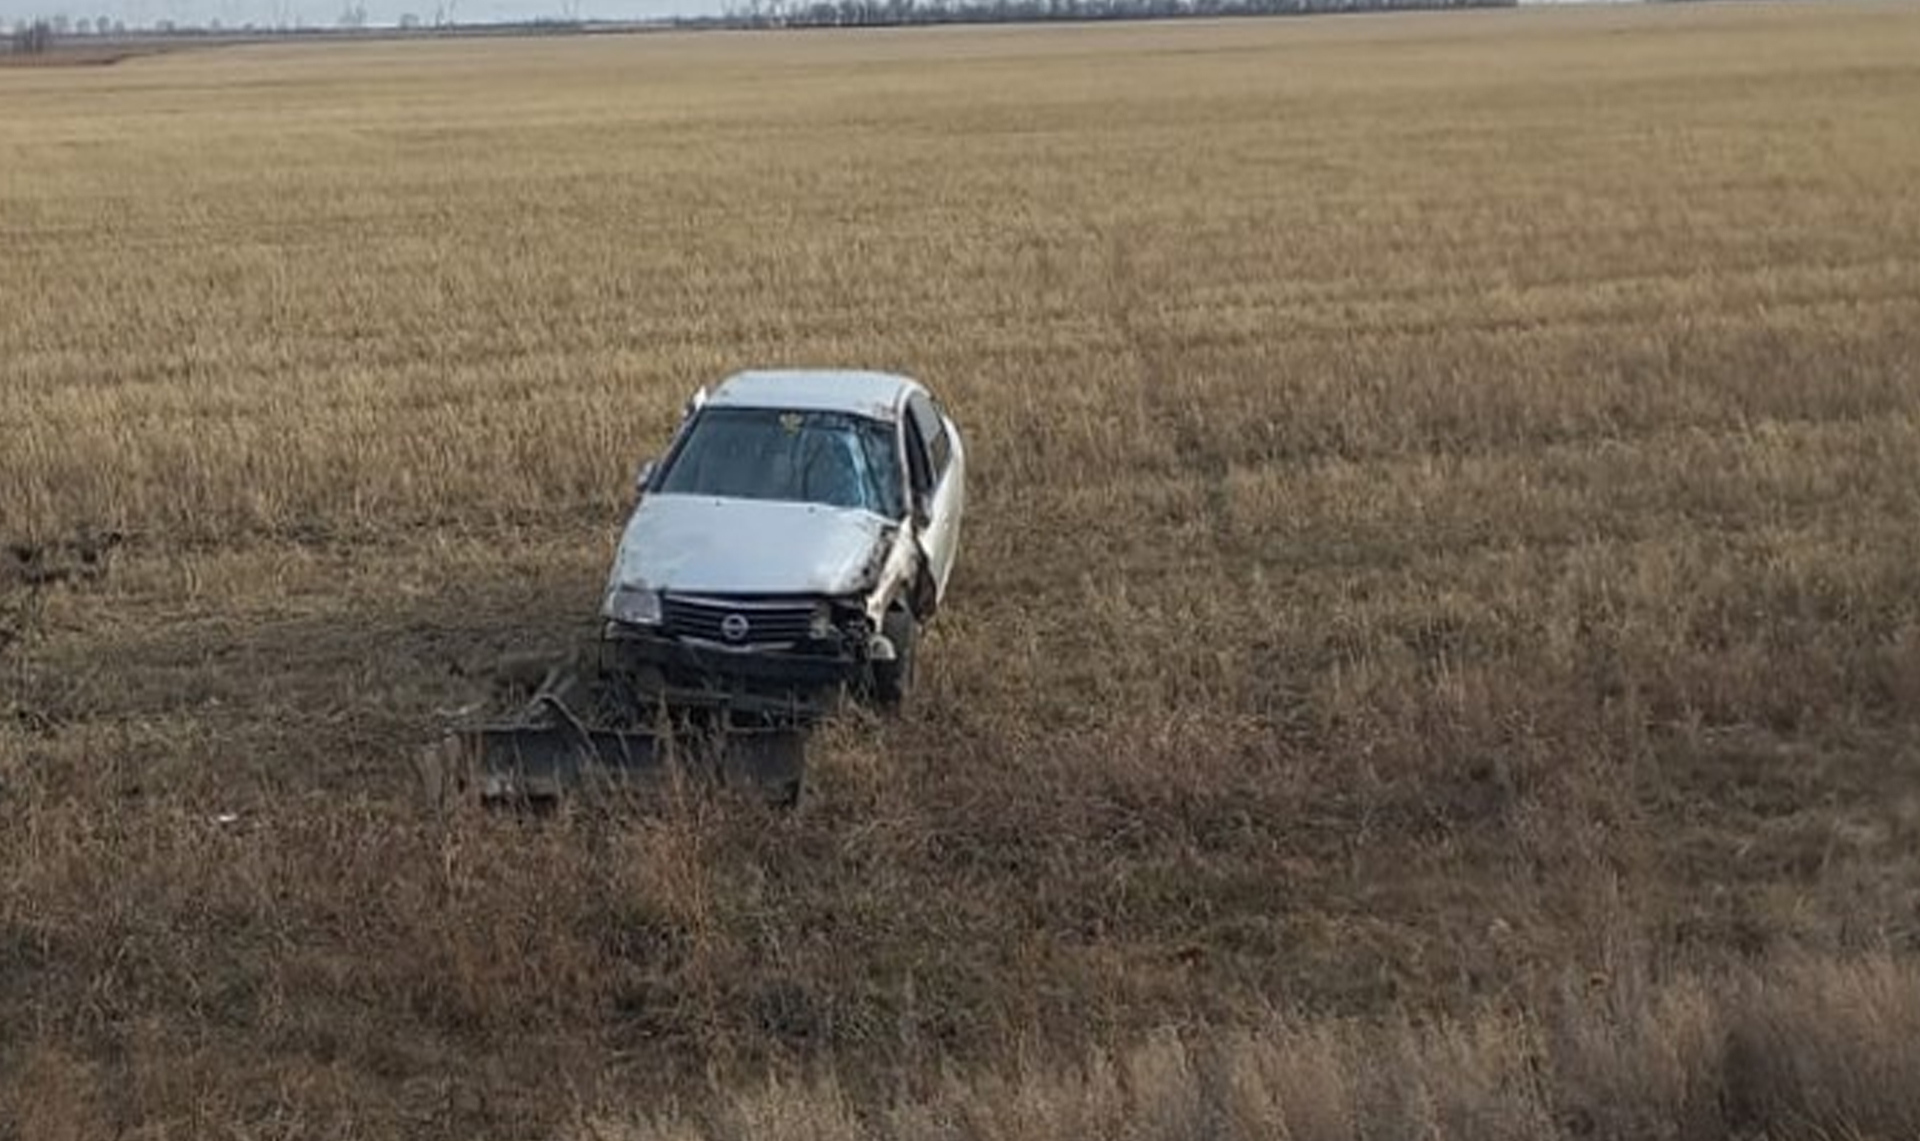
906, 393, 952, 479
903, 414, 933, 497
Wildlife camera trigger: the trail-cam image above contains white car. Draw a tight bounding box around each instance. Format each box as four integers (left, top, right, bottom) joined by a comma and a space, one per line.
598, 370, 965, 709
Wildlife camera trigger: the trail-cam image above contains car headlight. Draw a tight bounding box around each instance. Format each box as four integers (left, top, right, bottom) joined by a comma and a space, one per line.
607, 586, 663, 626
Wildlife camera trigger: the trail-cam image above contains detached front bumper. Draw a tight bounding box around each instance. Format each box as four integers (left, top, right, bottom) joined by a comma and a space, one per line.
456, 715, 807, 803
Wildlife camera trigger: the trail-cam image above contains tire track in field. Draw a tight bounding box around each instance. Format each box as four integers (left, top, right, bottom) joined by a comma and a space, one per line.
1101, 223, 1238, 557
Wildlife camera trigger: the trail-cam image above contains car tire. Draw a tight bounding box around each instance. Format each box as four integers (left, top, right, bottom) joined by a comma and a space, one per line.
873, 607, 917, 710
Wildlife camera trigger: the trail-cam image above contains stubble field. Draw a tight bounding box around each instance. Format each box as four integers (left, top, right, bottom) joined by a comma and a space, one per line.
4, 5, 1920, 1138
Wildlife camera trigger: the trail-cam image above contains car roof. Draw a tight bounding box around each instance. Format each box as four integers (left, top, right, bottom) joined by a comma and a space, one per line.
706, 370, 923, 420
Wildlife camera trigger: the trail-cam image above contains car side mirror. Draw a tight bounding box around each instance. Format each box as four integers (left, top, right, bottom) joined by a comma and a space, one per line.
634, 459, 656, 495
911, 492, 932, 528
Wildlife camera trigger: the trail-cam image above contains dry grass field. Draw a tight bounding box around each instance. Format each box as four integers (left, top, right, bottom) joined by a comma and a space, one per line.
4, 4, 1920, 1137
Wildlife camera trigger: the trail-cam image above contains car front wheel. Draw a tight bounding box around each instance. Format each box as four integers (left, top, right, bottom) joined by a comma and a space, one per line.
873, 608, 917, 709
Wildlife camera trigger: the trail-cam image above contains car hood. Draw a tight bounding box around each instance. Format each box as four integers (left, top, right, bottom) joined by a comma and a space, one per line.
604, 494, 895, 602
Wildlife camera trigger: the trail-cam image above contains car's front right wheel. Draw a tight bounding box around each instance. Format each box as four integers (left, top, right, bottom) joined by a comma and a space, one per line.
872, 608, 917, 710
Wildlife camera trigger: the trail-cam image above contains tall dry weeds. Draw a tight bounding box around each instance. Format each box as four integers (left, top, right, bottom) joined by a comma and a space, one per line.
599, 957, 1920, 1141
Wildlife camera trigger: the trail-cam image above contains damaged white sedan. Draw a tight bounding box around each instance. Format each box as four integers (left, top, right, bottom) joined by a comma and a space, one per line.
446, 369, 963, 803
599, 369, 965, 708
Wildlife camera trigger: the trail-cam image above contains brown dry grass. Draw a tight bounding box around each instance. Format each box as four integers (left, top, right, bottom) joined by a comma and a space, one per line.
604, 955, 1920, 1141
3, 4, 1919, 1137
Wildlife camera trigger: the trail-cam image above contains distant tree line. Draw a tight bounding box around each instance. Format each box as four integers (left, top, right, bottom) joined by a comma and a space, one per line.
699, 0, 1512, 29
6, 0, 1520, 48
7, 15, 137, 47
11, 19, 55, 51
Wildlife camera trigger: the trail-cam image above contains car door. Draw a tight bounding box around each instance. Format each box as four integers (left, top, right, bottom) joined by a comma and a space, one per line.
903, 391, 963, 601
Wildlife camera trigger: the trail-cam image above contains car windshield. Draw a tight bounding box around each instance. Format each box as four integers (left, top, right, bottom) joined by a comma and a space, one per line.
655, 406, 904, 517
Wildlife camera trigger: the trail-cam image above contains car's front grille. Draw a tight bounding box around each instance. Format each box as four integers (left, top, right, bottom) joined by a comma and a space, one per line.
662, 595, 816, 647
